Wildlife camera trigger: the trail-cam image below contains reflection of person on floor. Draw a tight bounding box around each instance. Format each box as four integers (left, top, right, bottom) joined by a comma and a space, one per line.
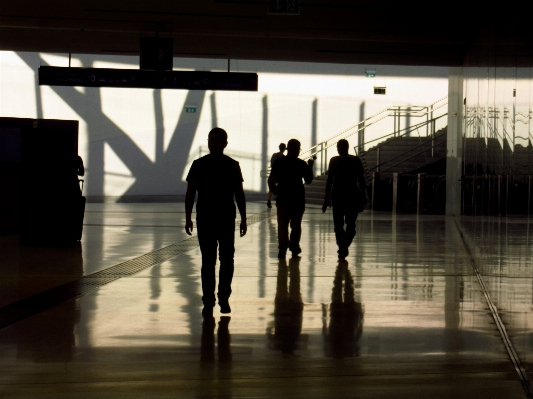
322, 139, 366, 258
185, 128, 247, 316
322, 260, 364, 358
268, 139, 314, 258
266, 256, 304, 355
201, 316, 233, 363
267, 143, 286, 208
200, 316, 233, 398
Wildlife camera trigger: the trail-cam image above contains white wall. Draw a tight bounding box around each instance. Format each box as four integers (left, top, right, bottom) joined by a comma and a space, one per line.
0, 51, 448, 198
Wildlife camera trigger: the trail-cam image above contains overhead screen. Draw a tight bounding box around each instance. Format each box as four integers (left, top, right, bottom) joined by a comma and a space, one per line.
38, 66, 258, 92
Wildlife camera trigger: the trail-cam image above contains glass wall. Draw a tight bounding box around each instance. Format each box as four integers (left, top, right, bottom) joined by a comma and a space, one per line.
462, 67, 533, 215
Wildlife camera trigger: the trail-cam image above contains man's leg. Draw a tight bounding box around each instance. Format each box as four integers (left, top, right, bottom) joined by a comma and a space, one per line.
332, 202, 347, 249
288, 203, 305, 254
276, 201, 290, 253
196, 219, 218, 308
267, 191, 272, 208
217, 220, 236, 305
345, 207, 359, 248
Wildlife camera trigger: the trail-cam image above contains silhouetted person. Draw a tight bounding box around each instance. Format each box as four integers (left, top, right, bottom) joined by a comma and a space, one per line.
268, 139, 314, 257
322, 139, 366, 258
185, 127, 247, 316
267, 256, 303, 355
322, 260, 364, 358
267, 143, 286, 208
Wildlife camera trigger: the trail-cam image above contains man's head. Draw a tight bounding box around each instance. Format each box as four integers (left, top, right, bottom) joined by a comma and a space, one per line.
286, 139, 301, 157
208, 127, 228, 154
279, 143, 286, 153
337, 139, 349, 156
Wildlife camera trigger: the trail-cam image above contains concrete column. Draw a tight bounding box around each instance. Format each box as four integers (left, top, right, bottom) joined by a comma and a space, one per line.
446, 67, 464, 216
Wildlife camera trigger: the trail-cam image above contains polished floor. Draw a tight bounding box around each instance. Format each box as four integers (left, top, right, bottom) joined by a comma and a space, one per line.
0, 203, 530, 398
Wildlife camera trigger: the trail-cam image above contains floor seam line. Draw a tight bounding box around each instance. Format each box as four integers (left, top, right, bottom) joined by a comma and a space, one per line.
454, 219, 533, 399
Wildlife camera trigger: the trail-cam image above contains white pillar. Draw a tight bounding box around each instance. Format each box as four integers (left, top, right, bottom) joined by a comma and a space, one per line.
446, 67, 464, 216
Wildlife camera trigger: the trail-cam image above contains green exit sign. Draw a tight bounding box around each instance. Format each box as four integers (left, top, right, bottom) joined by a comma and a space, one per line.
185, 106, 197, 113
365, 70, 376, 78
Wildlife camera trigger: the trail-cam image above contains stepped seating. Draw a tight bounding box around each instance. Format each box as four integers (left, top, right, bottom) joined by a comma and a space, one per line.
360, 128, 447, 179
305, 175, 327, 206
304, 129, 449, 206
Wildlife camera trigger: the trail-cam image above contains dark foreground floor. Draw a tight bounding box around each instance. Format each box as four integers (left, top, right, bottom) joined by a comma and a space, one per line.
0, 202, 529, 398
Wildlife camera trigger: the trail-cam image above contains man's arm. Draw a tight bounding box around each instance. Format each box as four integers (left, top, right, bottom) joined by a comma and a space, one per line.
322, 159, 334, 212
267, 172, 277, 195
303, 159, 314, 185
185, 181, 196, 235
234, 181, 247, 237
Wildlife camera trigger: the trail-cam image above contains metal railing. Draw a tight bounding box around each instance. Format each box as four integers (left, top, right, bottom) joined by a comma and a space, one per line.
298, 96, 448, 175
464, 106, 533, 175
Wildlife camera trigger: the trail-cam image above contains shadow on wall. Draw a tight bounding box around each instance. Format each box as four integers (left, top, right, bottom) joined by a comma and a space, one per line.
15, 52, 327, 200
18, 52, 206, 200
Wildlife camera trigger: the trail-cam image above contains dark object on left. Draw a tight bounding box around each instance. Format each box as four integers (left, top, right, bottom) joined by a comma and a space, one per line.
0, 117, 84, 244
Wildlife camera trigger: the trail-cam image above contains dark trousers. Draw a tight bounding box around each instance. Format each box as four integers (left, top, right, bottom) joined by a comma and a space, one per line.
332, 201, 359, 249
197, 218, 235, 306
276, 201, 305, 250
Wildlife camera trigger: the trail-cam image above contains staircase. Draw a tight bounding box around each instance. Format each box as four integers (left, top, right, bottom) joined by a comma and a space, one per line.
361, 127, 447, 180
304, 129, 448, 206
295, 97, 449, 206
305, 175, 327, 206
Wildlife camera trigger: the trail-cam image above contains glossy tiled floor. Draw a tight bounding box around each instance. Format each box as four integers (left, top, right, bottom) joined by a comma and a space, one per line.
0, 203, 529, 398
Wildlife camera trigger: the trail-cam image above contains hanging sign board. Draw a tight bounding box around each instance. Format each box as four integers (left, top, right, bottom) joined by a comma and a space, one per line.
39, 67, 258, 92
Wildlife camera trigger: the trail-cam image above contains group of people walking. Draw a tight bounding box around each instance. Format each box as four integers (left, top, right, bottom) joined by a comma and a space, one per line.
185, 128, 367, 316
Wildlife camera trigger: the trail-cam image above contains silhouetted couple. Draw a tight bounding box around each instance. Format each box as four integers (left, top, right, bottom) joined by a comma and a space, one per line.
267, 143, 286, 208
322, 139, 367, 258
185, 128, 247, 316
268, 139, 314, 258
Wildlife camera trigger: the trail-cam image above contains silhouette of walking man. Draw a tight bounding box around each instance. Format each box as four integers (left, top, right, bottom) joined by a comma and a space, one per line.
267, 256, 303, 355
185, 128, 247, 316
268, 139, 314, 257
322, 139, 366, 258
267, 143, 286, 208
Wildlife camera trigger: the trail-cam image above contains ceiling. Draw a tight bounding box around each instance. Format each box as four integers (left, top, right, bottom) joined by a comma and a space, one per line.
1, 0, 532, 67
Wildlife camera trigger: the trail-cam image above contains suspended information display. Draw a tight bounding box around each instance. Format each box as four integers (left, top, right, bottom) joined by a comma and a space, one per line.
39, 66, 258, 91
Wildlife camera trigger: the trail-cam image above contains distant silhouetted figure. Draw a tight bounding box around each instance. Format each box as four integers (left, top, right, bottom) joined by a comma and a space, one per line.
268, 139, 314, 257
267, 143, 286, 208
322, 139, 366, 258
73, 155, 84, 195
267, 256, 303, 355
322, 260, 364, 358
185, 127, 247, 316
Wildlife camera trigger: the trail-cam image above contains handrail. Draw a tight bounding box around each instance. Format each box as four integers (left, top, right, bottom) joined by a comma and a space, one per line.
463, 106, 533, 176
374, 136, 447, 174
299, 96, 448, 159
356, 114, 447, 156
